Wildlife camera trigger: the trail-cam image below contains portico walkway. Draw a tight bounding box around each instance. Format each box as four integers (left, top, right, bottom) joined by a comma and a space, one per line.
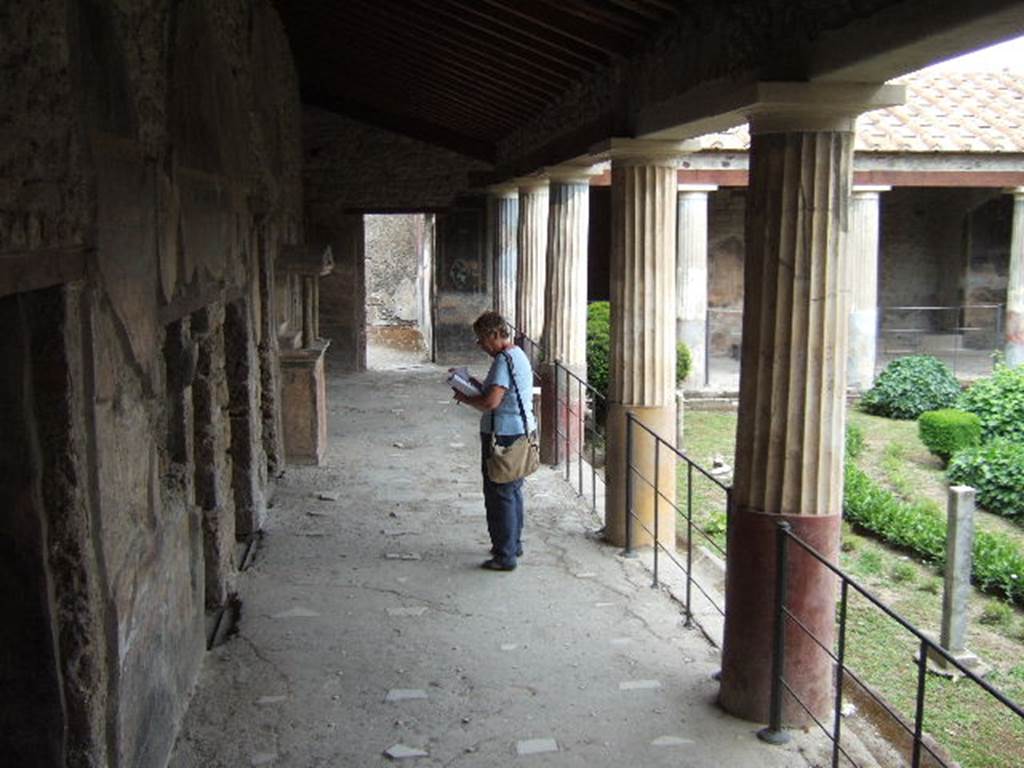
169, 362, 834, 767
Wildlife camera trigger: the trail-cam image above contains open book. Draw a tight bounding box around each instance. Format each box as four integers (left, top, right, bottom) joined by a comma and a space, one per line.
446, 366, 482, 397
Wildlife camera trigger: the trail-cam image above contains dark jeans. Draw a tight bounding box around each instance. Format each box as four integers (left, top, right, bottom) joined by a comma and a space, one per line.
480, 433, 525, 566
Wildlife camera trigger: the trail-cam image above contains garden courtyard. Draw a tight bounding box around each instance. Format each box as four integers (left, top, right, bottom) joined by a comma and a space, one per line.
676, 358, 1024, 768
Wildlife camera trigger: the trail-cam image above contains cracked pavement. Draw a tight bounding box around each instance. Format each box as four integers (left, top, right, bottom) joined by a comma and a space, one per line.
169, 359, 831, 767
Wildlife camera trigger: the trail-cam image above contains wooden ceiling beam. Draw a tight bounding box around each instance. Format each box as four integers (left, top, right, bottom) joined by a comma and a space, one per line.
301, 90, 497, 162
338, 3, 565, 103
465, 0, 637, 56
549, 0, 652, 31
407, 0, 606, 71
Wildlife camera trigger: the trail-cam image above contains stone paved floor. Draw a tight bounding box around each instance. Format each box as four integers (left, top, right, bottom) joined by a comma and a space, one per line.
169, 357, 839, 767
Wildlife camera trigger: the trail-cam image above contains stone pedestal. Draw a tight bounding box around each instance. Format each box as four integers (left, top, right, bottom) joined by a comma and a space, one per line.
603, 141, 692, 549
677, 185, 717, 389
847, 186, 888, 391
491, 186, 519, 325
280, 341, 330, 465
515, 179, 549, 342
1007, 188, 1024, 367
720, 103, 877, 725
540, 171, 591, 464
277, 243, 335, 466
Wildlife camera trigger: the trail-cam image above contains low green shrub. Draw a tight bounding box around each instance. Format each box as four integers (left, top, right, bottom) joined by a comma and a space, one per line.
845, 424, 865, 460
918, 408, 981, 463
957, 363, 1024, 443
890, 561, 916, 584
676, 341, 692, 385
586, 301, 611, 396
856, 549, 883, 576
844, 460, 1024, 605
947, 439, 1024, 518
920, 578, 942, 595
979, 601, 1013, 628
860, 355, 961, 420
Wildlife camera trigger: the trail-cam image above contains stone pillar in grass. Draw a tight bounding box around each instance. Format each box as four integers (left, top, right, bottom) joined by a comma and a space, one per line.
929, 484, 987, 675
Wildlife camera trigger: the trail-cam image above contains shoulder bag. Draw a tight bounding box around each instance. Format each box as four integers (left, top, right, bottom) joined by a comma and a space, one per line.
486, 350, 540, 483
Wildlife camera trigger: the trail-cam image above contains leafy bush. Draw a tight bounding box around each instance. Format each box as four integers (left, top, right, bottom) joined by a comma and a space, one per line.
844, 459, 1024, 605
859, 355, 961, 419
585, 303, 693, 393
918, 408, 981, 463
957, 363, 1024, 443
586, 301, 611, 396
676, 341, 692, 385
947, 439, 1024, 518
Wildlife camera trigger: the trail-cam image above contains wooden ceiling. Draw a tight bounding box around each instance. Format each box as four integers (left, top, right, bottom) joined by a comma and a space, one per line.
273, 0, 684, 161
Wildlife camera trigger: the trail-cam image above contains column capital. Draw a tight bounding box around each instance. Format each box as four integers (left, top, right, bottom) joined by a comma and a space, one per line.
544, 162, 603, 185
513, 176, 550, 193
487, 182, 519, 198
745, 81, 905, 135
595, 138, 699, 168
1004, 186, 1024, 198
677, 183, 719, 194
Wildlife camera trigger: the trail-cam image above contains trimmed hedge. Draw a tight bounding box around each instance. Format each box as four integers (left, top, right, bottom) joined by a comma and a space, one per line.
677, 341, 692, 385
947, 439, 1024, 519
586, 301, 693, 394
956, 363, 1024, 443
844, 461, 1024, 605
917, 408, 981, 462
586, 301, 611, 396
860, 355, 961, 420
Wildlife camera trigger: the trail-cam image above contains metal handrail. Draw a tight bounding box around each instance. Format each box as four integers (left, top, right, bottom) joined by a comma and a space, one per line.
759, 522, 1024, 767
547, 361, 731, 626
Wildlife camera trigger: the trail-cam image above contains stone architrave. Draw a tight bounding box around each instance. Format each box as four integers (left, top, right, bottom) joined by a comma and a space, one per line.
719, 83, 904, 727
539, 166, 595, 464
515, 178, 549, 343
676, 184, 717, 389
603, 140, 695, 549
847, 186, 889, 391
490, 185, 519, 325
1007, 187, 1024, 367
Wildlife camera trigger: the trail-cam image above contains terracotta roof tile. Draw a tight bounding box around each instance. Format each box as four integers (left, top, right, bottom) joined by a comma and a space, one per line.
695, 70, 1024, 153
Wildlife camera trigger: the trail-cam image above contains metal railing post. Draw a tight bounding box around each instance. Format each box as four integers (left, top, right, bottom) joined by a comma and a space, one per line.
758, 521, 792, 745
564, 363, 570, 481
831, 580, 849, 767
912, 638, 929, 768
685, 462, 693, 627
653, 438, 660, 588
577, 377, 583, 495
622, 412, 636, 558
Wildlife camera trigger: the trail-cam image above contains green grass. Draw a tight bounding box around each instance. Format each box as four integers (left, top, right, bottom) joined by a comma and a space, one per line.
678, 406, 1024, 768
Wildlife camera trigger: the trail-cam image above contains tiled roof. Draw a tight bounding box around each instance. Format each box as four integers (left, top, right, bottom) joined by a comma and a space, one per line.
695, 71, 1024, 153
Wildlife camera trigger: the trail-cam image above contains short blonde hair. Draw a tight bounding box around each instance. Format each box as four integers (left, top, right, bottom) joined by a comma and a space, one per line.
473, 311, 510, 340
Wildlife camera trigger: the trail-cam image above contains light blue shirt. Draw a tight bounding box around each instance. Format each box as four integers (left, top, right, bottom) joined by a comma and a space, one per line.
479, 346, 537, 435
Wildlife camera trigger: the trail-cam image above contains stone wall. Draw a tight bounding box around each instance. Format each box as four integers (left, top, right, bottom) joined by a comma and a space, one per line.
317, 214, 367, 373
303, 107, 492, 216
0, 2, 303, 765
365, 214, 424, 326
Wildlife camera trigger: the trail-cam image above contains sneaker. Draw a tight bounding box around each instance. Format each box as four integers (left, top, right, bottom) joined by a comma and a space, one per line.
480, 558, 516, 572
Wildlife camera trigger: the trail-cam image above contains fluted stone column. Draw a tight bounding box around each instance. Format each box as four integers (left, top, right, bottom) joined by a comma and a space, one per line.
847, 186, 889, 390
677, 185, 717, 389
719, 83, 905, 725
515, 179, 549, 343
1007, 188, 1024, 367
490, 185, 519, 325
540, 169, 593, 464
604, 141, 693, 549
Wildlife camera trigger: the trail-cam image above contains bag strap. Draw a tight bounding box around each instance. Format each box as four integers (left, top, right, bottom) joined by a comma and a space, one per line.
500, 349, 531, 435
